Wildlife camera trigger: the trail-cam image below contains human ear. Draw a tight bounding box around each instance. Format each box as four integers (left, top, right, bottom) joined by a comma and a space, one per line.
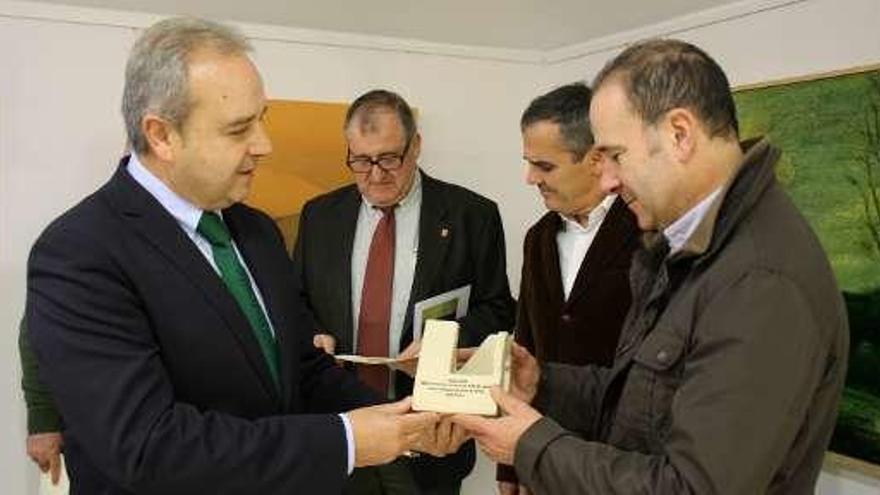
585, 148, 603, 176
142, 114, 180, 162
409, 132, 422, 162
666, 108, 698, 162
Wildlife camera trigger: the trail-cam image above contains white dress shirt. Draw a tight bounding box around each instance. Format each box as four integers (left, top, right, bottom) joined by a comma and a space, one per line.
556, 194, 617, 301
351, 170, 422, 357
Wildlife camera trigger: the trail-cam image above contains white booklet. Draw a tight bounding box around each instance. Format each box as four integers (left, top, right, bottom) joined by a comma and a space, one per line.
412, 284, 470, 341
412, 319, 512, 416
334, 354, 404, 365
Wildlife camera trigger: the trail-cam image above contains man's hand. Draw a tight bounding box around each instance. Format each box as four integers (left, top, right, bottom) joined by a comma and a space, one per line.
389, 340, 420, 377
507, 343, 540, 403
452, 387, 542, 465
26, 432, 63, 485
414, 415, 470, 457
455, 343, 539, 403
498, 481, 530, 495
313, 333, 336, 355
349, 397, 439, 467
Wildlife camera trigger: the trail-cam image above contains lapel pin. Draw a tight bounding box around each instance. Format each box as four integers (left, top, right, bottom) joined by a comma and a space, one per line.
440, 227, 449, 238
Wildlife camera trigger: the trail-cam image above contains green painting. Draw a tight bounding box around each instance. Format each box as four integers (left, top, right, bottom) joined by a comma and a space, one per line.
734, 66, 880, 468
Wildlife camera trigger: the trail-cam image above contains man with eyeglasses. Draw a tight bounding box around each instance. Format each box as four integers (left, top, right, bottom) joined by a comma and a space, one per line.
292, 89, 516, 494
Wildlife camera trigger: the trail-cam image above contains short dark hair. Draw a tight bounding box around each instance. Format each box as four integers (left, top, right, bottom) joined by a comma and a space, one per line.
521, 82, 594, 161
344, 89, 417, 143
592, 39, 739, 138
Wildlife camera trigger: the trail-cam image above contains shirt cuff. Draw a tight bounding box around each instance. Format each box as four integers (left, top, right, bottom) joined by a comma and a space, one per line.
339, 413, 355, 475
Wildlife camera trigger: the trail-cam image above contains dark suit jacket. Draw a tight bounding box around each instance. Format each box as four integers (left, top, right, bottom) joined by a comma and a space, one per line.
26, 159, 378, 495
292, 170, 516, 486
498, 196, 639, 483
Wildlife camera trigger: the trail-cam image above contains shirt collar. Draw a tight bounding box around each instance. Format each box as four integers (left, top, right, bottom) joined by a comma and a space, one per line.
559, 194, 617, 233
663, 186, 723, 255
126, 153, 208, 234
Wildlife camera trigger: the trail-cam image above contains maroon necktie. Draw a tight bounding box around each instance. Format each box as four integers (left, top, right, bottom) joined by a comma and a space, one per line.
357, 207, 395, 393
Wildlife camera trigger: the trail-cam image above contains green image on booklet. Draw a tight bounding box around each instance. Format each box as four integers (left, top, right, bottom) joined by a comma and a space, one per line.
413, 285, 471, 341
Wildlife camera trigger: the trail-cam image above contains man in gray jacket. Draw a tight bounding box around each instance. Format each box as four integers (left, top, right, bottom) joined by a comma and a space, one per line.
454, 39, 849, 494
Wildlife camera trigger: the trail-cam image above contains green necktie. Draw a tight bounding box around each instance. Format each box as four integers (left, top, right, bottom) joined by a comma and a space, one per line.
197, 212, 280, 390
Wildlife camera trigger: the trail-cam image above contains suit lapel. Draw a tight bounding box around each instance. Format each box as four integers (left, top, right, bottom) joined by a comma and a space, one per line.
565, 197, 636, 308
332, 188, 361, 349
404, 174, 451, 338
108, 161, 280, 404
537, 214, 566, 306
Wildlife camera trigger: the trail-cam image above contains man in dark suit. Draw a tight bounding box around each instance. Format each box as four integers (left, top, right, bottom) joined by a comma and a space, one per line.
25, 18, 451, 494
496, 82, 639, 494
293, 89, 516, 494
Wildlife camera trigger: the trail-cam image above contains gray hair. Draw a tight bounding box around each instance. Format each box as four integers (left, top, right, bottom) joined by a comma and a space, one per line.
122, 17, 251, 155
344, 89, 417, 144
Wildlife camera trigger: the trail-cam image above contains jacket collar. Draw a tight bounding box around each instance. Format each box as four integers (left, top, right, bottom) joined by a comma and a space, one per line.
670, 137, 780, 262
407, 171, 452, 312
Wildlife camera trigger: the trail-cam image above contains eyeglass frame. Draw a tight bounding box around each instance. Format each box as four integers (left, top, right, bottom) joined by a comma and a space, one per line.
345, 135, 414, 173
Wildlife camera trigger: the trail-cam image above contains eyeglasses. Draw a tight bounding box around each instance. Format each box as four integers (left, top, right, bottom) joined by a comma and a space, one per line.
346, 136, 413, 173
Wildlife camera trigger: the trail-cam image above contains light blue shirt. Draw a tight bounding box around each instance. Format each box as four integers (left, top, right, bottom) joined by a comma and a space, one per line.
664, 186, 724, 254
351, 170, 422, 397
126, 154, 355, 474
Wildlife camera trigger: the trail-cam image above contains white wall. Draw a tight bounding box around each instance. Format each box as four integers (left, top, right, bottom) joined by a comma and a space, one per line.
2, 0, 879, 493
542, 0, 880, 89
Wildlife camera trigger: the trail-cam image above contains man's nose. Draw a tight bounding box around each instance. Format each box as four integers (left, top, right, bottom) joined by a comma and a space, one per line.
250, 120, 273, 158
598, 159, 621, 195
524, 164, 540, 186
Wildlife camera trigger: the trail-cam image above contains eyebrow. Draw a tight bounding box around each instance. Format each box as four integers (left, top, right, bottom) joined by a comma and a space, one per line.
593, 144, 625, 154
524, 157, 555, 168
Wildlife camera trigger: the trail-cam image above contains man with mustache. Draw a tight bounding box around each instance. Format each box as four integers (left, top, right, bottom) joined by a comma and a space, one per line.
496, 82, 639, 495
454, 39, 848, 494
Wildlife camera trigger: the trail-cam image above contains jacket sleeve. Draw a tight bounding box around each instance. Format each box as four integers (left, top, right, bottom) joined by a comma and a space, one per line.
27, 224, 351, 494
458, 203, 516, 347
531, 362, 607, 437
514, 269, 835, 494
18, 317, 62, 434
